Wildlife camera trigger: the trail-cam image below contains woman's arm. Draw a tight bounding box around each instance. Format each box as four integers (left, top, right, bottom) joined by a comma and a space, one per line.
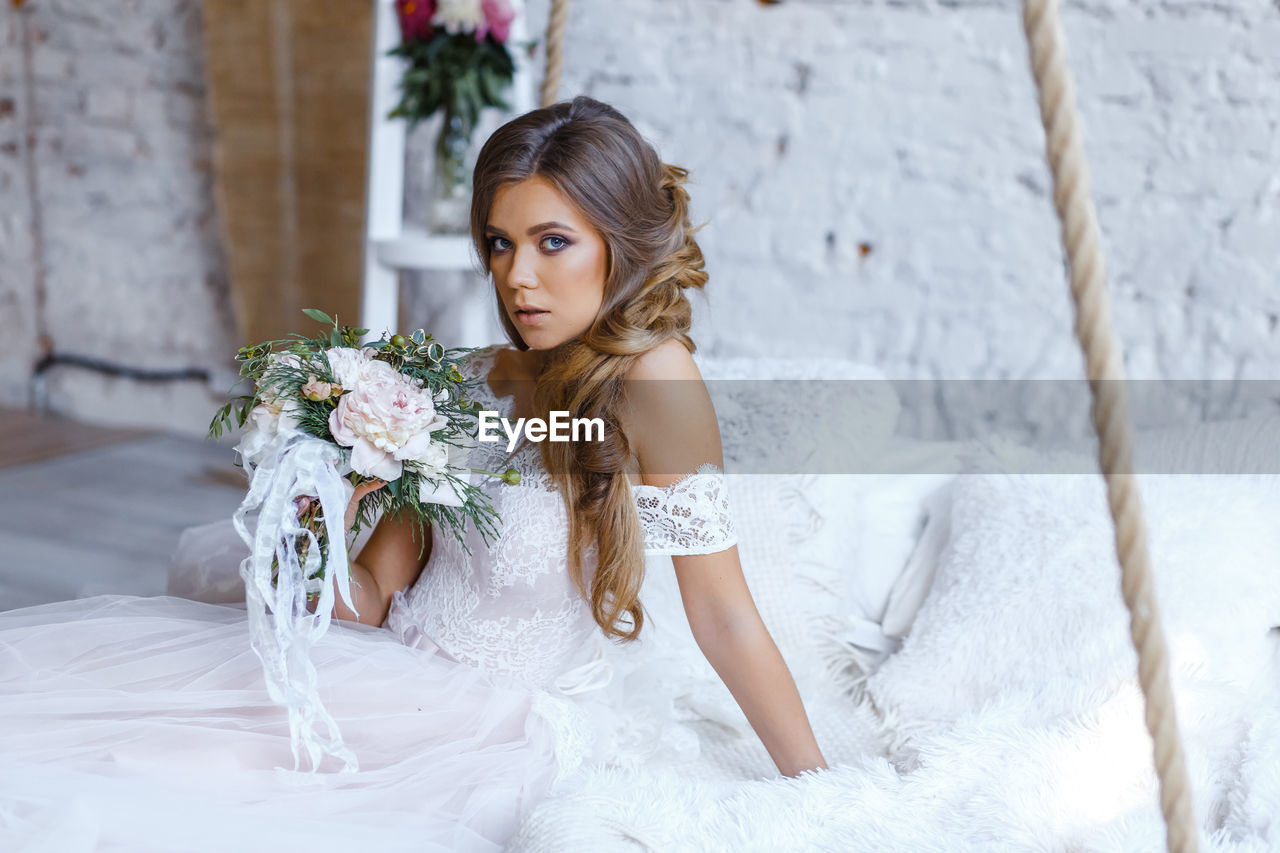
673, 546, 828, 777
332, 508, 432, 627
623, 339, 829, 778
303, 481, 433, 627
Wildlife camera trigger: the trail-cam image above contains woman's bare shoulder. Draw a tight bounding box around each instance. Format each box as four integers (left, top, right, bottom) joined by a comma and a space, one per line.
621, 340, 721, 487
625, 338, 701, 382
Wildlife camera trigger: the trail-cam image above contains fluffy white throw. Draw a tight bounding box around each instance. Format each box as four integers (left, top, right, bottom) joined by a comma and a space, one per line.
510, 466, 1280, 851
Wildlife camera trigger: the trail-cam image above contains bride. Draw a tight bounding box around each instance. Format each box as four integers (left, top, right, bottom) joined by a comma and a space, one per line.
0, 95, 827, 852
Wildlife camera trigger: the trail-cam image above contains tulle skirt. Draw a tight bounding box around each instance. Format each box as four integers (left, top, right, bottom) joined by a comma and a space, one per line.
0, 594, 560, 852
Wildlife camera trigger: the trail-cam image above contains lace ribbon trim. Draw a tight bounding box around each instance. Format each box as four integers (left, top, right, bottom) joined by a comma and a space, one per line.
632, 462, 738, 556
231, 428, 361, 774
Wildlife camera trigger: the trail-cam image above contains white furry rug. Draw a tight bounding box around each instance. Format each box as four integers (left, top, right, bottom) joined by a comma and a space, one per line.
508, 469, 1280, 852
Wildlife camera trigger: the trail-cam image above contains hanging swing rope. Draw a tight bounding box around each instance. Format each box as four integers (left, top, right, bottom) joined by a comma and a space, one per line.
539, 0, 570, 108
1021, 0, 1199, 850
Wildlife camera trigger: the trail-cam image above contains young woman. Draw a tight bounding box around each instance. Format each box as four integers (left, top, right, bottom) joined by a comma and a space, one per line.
0, 95, 826, 852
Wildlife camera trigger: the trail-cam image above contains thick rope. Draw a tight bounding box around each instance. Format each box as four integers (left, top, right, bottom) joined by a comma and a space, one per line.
539, 0, 569, 108
1021, 1, 1200, 850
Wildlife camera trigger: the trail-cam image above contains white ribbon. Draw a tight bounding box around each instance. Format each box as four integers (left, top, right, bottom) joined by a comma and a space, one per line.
232, 426, 361, 774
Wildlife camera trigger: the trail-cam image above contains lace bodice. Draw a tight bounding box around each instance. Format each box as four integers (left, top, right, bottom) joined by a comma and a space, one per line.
384, 344, 737, 695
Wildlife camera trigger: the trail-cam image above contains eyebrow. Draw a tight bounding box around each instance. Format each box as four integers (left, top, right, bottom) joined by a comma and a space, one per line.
484, 221, 578, 237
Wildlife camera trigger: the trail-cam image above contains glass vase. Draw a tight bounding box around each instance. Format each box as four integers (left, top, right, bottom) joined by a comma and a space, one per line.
428, 112, 475, 235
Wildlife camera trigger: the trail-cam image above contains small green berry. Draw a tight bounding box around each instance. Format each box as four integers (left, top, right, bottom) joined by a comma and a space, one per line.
502, 469, 521, 486
390, 334, 407, 348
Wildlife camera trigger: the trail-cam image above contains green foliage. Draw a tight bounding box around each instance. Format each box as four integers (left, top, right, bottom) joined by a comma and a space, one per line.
208, 309, 506, 590
388, 31, 516, 132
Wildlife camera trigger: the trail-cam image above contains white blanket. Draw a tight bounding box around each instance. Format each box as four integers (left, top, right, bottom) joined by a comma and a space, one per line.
509, 464, 1280, 852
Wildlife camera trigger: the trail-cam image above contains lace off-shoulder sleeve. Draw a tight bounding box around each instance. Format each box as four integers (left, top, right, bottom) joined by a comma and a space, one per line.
632, 462, 738, 556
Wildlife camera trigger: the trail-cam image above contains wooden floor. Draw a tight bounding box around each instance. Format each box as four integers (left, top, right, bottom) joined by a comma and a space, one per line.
0, 408, 247, 611
0, 406, 155, 469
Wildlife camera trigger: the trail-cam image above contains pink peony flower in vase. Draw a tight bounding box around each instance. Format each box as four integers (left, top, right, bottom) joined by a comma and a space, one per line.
477, 0, 515, 43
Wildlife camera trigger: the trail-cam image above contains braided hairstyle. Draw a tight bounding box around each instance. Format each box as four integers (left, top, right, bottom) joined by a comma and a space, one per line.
469, 95, 709, 641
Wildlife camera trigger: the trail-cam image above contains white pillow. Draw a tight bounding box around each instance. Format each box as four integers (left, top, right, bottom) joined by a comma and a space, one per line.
685, 355, 910, 674
693, 354, 901, 475
863, 433, 1280, 733
789, 439, 964, 680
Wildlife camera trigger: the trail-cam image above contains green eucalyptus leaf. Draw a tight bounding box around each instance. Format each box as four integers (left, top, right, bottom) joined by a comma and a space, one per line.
302, 308, 333, 325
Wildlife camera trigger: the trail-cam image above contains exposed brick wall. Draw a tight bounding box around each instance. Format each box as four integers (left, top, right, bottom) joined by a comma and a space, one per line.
402, 0, 1279, 441
3, 0, 1277, 438
1, 1, 238, 435
411, 0, 1278, 387
1, 7, 40, 410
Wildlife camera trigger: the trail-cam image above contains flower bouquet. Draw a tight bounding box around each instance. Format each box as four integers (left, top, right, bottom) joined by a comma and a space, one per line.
388, 0, 523, 231
208, 309, 513, 773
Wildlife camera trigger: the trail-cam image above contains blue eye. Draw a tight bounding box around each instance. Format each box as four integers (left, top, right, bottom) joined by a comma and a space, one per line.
488, 234, 569, 253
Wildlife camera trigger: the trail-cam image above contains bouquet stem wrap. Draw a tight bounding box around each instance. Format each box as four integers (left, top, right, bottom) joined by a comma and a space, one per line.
232, 427, 361, 774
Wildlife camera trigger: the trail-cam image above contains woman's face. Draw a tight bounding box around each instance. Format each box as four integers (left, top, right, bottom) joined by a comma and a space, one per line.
485, 175, 608, 351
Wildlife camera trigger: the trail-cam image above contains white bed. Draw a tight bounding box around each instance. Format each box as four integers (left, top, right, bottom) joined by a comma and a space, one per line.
506, 362, 1280, 852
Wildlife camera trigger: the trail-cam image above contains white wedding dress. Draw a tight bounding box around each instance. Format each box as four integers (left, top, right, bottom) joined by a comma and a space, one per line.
0, 344, 738, 853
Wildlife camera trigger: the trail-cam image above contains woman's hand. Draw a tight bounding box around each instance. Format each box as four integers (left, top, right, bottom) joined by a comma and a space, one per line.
294, 478, 388, 530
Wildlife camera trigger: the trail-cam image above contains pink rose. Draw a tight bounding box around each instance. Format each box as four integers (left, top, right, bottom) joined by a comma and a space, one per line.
328, 359, 450, 481
477, 0, 514, 43
396, 0, 437, 42
302, 378, 336, 402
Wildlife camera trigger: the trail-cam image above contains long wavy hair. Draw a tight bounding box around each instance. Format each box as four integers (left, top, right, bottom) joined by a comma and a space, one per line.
468, 95, 709, 642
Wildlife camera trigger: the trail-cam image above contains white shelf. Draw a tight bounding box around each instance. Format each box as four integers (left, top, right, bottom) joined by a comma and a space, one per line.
372, 229, 476, 271
361, 0, 535, 348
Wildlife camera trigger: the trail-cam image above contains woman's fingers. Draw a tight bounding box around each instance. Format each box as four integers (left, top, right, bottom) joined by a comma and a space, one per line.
293, 479, 388, 525
345, 478, 388, 529
354, 478, 387, 499
357, 479, 380, 494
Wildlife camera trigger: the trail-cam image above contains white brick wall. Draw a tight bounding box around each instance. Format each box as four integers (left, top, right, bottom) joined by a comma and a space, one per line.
1, 2, 237, 435
409, 0, 1279, 390
1, 9, 40, 410
3, 0, 1277, 438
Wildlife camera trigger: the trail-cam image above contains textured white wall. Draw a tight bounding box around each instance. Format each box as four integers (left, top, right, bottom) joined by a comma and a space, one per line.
2, 1, 1277, 437
0, 2, 238, 435
424, 0, 1278, 382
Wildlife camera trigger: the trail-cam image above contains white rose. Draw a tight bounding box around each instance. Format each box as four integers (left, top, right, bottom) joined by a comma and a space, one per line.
407, 434, 475, 507
254, 351, 303, 407
323, 346, 371, 391
432, 0, 485, 34
406, 436, 450, 479
249, 397, 302, 435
